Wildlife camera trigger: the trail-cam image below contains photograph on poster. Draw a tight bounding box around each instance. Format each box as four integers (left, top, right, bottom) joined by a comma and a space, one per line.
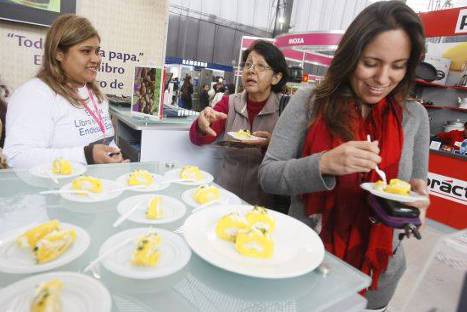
131, 66, 163, 119
0, 0, 76, 26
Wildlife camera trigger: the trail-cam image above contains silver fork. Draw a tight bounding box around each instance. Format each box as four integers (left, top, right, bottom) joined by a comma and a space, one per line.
366, 135, 387, 184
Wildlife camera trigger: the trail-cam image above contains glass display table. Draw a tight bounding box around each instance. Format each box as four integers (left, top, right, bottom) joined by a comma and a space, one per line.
0, 162, 370, 311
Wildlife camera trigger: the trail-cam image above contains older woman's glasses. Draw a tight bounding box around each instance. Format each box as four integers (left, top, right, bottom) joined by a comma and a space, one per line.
241, 62, 272, 72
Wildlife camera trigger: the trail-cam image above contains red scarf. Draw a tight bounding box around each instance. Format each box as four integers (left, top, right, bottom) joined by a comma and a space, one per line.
302, 97, 403, 290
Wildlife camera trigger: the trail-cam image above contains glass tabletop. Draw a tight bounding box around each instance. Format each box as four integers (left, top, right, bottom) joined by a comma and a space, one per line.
0, 162, 371, 312
110, 105, 196, 130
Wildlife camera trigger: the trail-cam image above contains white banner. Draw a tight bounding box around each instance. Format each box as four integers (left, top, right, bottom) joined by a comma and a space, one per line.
427, 172, 467, 206
455, 8, 467, 34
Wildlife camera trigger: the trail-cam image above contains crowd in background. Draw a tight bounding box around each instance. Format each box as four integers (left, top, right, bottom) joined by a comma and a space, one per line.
173, 75, 236, 111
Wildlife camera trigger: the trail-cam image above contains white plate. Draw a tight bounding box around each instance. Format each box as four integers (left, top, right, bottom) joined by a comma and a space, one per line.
99, 228, 191, 279
29, 162, 87, 179
227, 131, 266, 142
0, 222, 90, 274
163, 168, 214, 186
116, 173, 170, 192
117, 195, 186, 225
183, 205, 325, 279
181, 187, 242, 208
60, 179, 123, 203
360, 182, 429, 203
0, 271, 111, 312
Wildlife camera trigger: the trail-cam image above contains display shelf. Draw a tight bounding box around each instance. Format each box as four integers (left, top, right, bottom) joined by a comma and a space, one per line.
416, 79, 467, 91
422, 104, 467, 113
422, 104, 443, 110
447, 107, 467, 113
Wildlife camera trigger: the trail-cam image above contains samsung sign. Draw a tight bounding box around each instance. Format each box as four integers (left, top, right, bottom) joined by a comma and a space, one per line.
427, 172, 467, 205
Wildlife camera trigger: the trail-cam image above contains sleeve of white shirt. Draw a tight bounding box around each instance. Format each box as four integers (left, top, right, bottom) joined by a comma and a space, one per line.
3, 81, 87, 169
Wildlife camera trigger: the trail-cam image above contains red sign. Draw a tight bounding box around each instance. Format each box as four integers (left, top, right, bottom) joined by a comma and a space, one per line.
419, 6, 467, 37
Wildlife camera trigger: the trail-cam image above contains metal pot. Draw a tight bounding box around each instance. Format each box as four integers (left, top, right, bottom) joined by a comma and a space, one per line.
443, 119, 465, 132
457, 97, 467, 109
415, 62, 445, 82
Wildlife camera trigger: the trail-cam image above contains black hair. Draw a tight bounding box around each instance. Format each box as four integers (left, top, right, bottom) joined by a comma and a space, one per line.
242, 40, 289, 93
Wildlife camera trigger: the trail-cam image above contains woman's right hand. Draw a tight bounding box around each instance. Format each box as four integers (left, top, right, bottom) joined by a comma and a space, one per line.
197, 107, 227, 136
92, 144, 127, 164
319, 141, 381, 176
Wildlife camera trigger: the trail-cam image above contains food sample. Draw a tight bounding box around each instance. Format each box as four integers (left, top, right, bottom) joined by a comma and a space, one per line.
34, 228, 77, 264
146, 196, 163, 220
235, 227, 274, 259
128, 170, 154, 187
373, 180, 387, 192
16, 219, 60, 249
179, 165, 203, 181
51, 158, 73, 175
384, 179, 411, 195
71, 176, 102, 193
31, 278, 63, 312
215, 212, 248, 242
234, 129, 252, 139
131, 232, 161, 267
193, 185, 221, 204
245, 205, 276, 233
216, 206, 276, 257
16, 220, 76, 264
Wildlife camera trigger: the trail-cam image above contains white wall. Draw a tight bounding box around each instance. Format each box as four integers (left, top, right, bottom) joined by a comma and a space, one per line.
0, 0, 169, 95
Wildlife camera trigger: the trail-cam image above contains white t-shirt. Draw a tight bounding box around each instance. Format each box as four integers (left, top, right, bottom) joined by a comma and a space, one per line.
4, 78, 115, 168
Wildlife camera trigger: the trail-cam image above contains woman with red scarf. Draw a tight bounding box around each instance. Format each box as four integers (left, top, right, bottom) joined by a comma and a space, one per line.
259, 2, 429, 311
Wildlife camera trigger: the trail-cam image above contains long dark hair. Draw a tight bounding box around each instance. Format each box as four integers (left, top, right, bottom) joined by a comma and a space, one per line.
0, 82, 8, 148
242, 40, 289, 93
311, 1, 425, 140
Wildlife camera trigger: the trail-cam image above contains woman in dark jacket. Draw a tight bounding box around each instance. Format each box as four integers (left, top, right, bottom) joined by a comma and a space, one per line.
199, 83, 210, 111
180, 75, 194, 110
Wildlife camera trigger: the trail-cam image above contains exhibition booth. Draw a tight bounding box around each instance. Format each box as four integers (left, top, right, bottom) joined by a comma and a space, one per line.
0, 2, 466, 312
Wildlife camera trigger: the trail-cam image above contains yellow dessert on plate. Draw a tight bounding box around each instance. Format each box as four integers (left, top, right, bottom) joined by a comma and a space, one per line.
193, 185, 221, 204
146, 196, 163, 220
51, 158, 73, 175
31, 278, 63, 312
16, 219, 60, 249
34, 228, 77, 264
373, 180, 387, 192
131, 232, 161, 266
180, 165, 203, 181
235, 129, 252, 140
215, 212, 248, 242
235, 227, 274, 259
16, 220, 77, 264
71, 176, 102, 193
128, 170, 154, 187
383, 179, 411, 195
245, 205, 276, 233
